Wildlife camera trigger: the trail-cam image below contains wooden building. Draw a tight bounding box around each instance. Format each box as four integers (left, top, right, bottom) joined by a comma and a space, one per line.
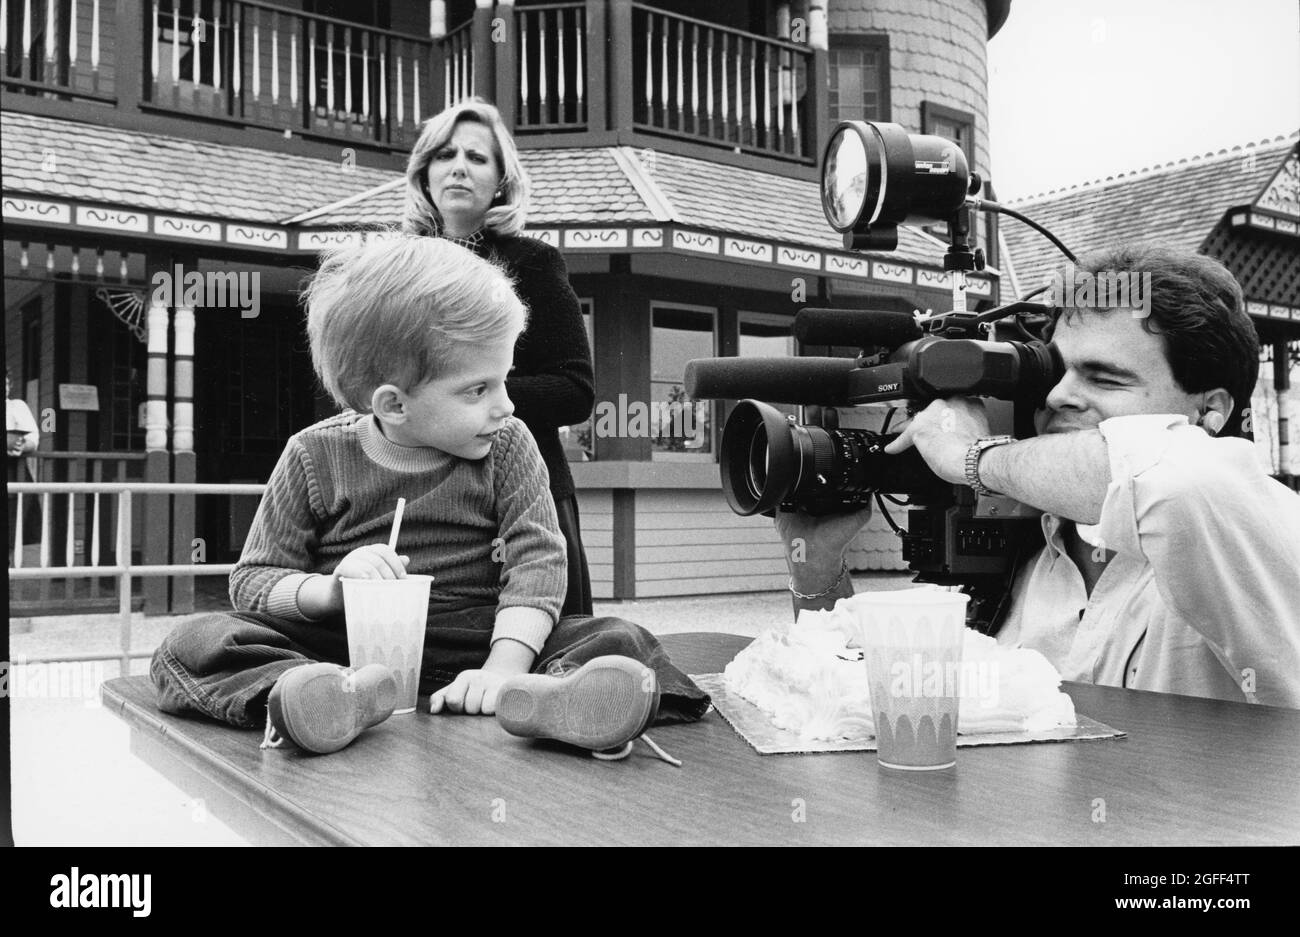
4, 0, 1014, 609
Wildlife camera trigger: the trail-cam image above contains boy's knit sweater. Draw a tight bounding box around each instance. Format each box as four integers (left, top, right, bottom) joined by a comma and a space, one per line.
229, 411, 566, 653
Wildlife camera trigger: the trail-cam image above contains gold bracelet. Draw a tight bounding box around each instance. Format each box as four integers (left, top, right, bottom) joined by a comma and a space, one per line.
789, 559, 849, 600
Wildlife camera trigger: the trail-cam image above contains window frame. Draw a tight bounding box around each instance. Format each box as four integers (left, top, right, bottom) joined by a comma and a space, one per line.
827, 33, 891, 125
649, 300, 718, 463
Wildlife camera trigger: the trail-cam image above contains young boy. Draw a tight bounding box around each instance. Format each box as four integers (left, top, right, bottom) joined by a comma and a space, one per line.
150, 236, 709, 759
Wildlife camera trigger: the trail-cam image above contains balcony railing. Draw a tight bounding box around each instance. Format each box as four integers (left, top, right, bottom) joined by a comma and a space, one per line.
1, 0, 118, 102
514, 1, 586, 132
141, 0, 437, 147
2, 0, 824, 164
441, 14, 472, 111
629, 4, 811, 160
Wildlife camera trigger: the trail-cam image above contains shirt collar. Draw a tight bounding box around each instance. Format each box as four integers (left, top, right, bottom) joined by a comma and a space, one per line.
442, 228, 487, 252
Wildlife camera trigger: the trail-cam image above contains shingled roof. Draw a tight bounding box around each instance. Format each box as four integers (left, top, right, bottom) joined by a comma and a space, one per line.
1001, 134, 1299, 295
1, 110, 395, 224
297, 147, 659, 227
3, 110, 953, 269
302, 144, 944, 265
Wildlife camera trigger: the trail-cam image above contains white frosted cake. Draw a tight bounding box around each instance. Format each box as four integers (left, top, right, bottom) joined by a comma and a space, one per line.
724, 593, 1076, 742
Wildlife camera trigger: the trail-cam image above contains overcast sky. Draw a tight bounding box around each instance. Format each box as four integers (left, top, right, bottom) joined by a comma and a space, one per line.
989, 0, 1300, 201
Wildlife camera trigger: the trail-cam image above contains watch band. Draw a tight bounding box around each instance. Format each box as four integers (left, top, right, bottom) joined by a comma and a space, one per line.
964, 435, 1015, 496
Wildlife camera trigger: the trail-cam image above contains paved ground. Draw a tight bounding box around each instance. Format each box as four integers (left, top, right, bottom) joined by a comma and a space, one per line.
8, 573, 914, 846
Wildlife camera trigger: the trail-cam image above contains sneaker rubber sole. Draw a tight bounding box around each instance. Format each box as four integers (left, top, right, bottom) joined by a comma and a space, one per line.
267, 662, 398, 754
496, 655, 660, 752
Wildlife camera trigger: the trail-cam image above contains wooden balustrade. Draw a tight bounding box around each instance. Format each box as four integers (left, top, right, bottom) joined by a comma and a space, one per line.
2, 1, 822, 161
629, 3, 811, 160
1, 0, 116, 101
514, 2, 586, 131
142, 0, 437, 147
442, 16, 471, 111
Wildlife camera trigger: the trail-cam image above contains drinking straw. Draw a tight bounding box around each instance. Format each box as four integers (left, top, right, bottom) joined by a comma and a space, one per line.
388, 497, 406, 551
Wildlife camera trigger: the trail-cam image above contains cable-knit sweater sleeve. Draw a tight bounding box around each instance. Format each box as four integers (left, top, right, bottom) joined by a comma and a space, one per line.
490, 418, 566, 651
228, 435, 325, 621
501, 238, 595, 428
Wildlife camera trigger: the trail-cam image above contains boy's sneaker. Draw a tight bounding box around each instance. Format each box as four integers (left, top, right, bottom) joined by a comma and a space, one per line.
496, 655, 663, 757
262, 662, 398, 754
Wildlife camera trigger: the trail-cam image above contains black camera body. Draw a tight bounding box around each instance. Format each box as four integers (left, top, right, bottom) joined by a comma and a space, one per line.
683, 120, 1076, 624
687, 306, 1061, 587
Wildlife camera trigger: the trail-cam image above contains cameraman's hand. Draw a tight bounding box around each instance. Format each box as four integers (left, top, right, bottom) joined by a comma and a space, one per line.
884, 397, 990, 485
775, 504, 873, 603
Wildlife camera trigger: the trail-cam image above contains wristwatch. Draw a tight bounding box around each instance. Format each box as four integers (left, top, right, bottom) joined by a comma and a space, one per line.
964, 435, 1015, 496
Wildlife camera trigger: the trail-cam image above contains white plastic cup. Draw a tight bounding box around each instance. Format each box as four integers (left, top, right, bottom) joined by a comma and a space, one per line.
340, 574, 432, 714
853, 588, 970, 770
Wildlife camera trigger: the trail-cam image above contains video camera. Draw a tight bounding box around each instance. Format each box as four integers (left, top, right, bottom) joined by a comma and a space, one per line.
684, 121, 1076, 627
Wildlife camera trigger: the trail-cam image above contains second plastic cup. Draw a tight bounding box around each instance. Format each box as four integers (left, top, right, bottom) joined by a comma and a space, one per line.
853, 587, 970, 770
340, 574, 432, 714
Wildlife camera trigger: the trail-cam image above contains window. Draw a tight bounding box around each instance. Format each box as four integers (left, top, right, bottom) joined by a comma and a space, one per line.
920, 101, 995, 268
651, 304, 715, 460
921, 101, 974, 168
828, 35, 890, 125
561, 300, 594, 462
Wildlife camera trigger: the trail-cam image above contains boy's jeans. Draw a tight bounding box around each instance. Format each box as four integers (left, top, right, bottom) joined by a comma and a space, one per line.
150, 604, 711, 730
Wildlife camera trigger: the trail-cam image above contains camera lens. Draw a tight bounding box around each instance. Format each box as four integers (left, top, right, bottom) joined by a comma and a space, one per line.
747, 427, 770, 498
721, 400, 797, 516
721, 399, 948, 515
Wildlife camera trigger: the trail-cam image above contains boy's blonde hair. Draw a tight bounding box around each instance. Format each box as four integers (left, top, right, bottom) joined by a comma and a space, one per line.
403, 98, 530, 237
303, 235, 527, 412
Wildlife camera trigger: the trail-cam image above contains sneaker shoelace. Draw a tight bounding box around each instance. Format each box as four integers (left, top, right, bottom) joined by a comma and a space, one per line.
592, 733, 682, 767
260, 719, 285, 750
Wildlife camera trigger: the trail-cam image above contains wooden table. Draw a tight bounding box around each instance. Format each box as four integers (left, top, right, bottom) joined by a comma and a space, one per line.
102, 632, 1300, 845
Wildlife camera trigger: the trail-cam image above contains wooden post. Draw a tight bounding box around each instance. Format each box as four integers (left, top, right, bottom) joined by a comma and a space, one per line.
611, 488, 636, 599
117, 0, 146, 108
471, 0, 494, 103
608, 0, 634, 136
429, 0, 447, 116
142, 286, 171, 615
591, 258, 651, 462
1276, 340, 1292, 472
170, 303, 196, 613
584, 0, 606, 132
804, 0, 829, 163
494, 0, 517, 127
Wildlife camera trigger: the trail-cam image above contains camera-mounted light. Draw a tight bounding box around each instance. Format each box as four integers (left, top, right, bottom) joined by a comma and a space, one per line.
821, 121, 978, 253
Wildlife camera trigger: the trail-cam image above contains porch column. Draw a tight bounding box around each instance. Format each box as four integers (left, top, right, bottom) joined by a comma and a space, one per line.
494, 0, 517, 127
1276, 340, 1292, 476
471, 0, 494, 102
805, 0, 830, 161
170, 304, 196, 613
608, 0, 634, 135
430, 0, 448, 111
143, 296, 171, 614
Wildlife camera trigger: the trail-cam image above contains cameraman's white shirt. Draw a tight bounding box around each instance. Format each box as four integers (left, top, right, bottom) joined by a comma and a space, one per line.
997, 414, 1300, 709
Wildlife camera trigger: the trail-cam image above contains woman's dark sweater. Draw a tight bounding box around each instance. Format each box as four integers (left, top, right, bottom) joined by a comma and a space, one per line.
471, 230, 594, 499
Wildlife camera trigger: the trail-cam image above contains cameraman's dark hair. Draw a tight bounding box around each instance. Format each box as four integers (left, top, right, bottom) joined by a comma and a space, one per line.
1051, 245, 1260, 437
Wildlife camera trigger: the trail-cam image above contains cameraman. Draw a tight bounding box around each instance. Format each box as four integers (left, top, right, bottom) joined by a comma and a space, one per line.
780, 245, 1300, 709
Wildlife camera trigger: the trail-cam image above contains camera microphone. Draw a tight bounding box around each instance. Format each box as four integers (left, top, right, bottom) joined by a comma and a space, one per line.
684, 356, 858, 406
794, 308, 924, 349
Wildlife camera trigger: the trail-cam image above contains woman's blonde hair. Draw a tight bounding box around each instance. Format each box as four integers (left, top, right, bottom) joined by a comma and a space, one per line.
403, 98, 530, 237
302, 235, 527, 412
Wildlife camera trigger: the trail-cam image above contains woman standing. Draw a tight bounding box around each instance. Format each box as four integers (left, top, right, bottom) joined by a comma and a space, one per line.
403, 99, 595, 616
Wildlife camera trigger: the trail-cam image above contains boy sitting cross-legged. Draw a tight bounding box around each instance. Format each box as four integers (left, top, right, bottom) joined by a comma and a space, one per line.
150, 235, 710, 759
